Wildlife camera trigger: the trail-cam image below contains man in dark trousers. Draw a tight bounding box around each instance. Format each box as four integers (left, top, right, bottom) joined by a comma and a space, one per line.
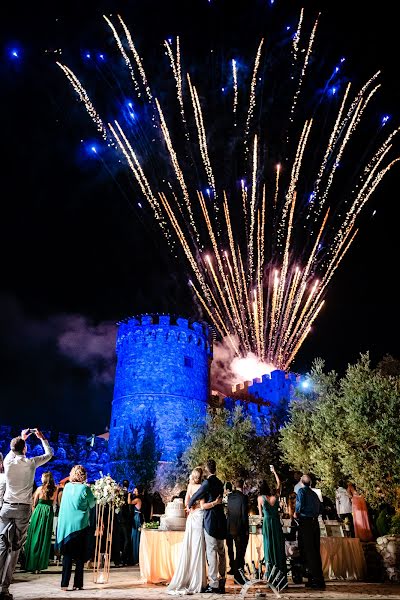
294, 474, 325, 589
188, 459, 227, 594
227, 478, 249, 585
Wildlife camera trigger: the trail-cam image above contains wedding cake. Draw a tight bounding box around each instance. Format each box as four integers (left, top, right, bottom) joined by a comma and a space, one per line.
159, 498, 187, 531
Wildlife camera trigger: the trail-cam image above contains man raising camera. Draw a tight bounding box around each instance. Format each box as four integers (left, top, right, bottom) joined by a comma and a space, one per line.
0, 428, 53, 600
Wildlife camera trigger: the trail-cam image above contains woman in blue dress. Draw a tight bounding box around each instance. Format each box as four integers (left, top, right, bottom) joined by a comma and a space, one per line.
129, 485, 144, 565
257, 466, 287, 586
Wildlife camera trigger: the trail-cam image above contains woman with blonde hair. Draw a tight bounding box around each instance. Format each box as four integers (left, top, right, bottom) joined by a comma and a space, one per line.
56, 465, 96, 591
24, 471, 57, 573
167, 466, 208, 595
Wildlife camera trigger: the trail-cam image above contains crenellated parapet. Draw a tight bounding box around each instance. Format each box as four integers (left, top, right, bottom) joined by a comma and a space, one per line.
116, 313, 213, 357
231, 369, 299, 400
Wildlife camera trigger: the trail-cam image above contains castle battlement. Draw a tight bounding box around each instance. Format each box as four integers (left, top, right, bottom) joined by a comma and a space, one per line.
231, 369, 299, 394
116, 313, 213, 356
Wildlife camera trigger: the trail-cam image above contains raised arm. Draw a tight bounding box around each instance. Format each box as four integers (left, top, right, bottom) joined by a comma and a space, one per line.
271, 466, 281, 495
32, 430, 54, 467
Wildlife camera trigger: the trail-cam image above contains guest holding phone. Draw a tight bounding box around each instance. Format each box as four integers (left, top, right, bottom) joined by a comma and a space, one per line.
0, 428, 53, 600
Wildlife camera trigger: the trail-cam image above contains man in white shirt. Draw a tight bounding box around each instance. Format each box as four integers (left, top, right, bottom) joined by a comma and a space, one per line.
0, 428, 53, 600
335, 480, 354, 536
0, 455, 5, 510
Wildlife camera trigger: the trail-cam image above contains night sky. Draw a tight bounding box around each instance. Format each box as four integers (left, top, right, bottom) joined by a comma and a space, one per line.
1, 0, 399, 435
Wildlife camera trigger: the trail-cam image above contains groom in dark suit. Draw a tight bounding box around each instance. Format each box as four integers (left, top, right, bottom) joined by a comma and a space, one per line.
188, 458, 227, 594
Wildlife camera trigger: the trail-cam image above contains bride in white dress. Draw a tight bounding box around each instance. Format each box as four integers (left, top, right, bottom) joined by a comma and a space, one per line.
167, 467, 206, 595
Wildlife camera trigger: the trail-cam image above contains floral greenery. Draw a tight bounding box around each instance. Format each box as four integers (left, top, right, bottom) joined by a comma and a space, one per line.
91, 475, 125, 513
143, 521, 160, 529
279, 353, 400, 508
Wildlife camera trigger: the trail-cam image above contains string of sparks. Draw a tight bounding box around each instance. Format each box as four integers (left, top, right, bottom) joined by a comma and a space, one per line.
57, 10, 400, 370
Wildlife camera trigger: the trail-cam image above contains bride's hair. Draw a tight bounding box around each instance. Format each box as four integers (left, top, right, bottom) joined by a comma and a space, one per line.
190, 467, 203, 484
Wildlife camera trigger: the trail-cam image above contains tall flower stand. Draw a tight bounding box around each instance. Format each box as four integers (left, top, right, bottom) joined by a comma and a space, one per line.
91, 475, 124, 585
93, 503, 115, 584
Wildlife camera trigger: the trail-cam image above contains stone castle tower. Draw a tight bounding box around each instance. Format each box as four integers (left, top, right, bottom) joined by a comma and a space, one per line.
108, 314, 213, 462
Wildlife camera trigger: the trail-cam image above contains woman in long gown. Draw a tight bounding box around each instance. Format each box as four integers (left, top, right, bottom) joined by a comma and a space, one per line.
24, 471, 57, 573
257, 466, 287, 585
167, 467, 207, 595
129, 485, 144, 565
347, 483, 374, 542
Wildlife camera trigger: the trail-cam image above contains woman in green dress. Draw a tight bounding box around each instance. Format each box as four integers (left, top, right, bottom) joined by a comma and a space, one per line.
257, 466, 287, 586
24, 471, 57, 573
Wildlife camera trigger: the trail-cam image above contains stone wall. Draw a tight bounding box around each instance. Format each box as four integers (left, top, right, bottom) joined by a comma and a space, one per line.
376, 535, 400, 582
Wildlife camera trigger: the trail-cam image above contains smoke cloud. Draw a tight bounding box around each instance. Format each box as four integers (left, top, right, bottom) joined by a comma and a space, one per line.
211, 334, 274, 396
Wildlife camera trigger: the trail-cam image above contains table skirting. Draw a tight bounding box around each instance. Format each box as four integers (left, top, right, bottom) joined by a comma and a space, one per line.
245, 533, 366, 581
139, 529, 367, 584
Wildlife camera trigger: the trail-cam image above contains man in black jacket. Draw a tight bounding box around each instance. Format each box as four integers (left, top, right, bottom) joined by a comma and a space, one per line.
188, 459, 227, 594
227, 478, 249, 585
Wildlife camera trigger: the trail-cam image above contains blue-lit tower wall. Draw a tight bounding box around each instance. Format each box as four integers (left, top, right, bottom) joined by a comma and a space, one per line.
109, 314, 212, 462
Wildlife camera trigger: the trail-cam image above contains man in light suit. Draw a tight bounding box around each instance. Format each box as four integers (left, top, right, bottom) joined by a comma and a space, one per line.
188, 459, 227, 594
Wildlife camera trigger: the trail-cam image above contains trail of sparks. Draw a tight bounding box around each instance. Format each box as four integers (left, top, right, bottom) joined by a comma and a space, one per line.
232, 59, 238, 116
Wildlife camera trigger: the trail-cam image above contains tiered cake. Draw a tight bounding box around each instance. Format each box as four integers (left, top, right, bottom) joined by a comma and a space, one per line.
159, 498, 187, 531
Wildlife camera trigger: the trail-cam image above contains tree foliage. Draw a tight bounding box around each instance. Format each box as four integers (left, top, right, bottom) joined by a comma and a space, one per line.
109, 419, 162, 488
280, 353, 400, 508
183, 405, 284, 485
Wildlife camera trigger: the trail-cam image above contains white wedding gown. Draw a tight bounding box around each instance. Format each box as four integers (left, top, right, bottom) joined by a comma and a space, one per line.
166, 508, 206, 595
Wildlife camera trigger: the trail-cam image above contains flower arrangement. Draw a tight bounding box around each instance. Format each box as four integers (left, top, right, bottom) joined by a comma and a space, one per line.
91, 475, 125, 513
143, 521, 159, 529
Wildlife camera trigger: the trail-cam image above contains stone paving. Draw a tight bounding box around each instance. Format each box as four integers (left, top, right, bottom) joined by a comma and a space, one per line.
8, 567, 400, 600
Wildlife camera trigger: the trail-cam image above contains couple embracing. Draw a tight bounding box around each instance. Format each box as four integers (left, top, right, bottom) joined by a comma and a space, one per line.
167, 459, 227, 595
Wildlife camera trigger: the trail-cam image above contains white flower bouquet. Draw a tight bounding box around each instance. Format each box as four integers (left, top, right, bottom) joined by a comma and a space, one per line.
91, 475, 125, 513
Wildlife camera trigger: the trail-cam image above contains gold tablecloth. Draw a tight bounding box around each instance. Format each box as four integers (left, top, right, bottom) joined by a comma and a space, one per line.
139, 529, 366, 584
139, 529, 185, 584
245, 533, 366, 581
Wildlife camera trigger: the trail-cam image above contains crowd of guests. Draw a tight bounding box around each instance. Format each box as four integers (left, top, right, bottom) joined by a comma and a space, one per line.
0, 428, 157, 596
0, 428, 381, 598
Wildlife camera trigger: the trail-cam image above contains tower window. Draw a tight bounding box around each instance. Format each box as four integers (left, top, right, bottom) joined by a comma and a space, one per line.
184, 356, 193, 368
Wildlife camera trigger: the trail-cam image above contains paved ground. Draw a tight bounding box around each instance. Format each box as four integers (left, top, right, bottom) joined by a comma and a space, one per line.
8, 567, 400, 600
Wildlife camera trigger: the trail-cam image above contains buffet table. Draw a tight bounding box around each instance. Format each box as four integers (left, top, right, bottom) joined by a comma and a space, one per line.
139, 529, 367, 584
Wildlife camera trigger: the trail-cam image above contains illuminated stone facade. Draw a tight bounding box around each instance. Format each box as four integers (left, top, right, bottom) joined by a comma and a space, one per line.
108, 314, 213, 462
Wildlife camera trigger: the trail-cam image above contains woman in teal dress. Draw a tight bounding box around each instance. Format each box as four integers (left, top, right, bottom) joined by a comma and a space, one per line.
257, 466, 287, 586
56, 465, 96, 591
129, 485, 144, 565
24, 471, 57, 573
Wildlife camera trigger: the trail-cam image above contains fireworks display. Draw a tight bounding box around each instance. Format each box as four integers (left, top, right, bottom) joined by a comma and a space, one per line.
57, 8, 399, 372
